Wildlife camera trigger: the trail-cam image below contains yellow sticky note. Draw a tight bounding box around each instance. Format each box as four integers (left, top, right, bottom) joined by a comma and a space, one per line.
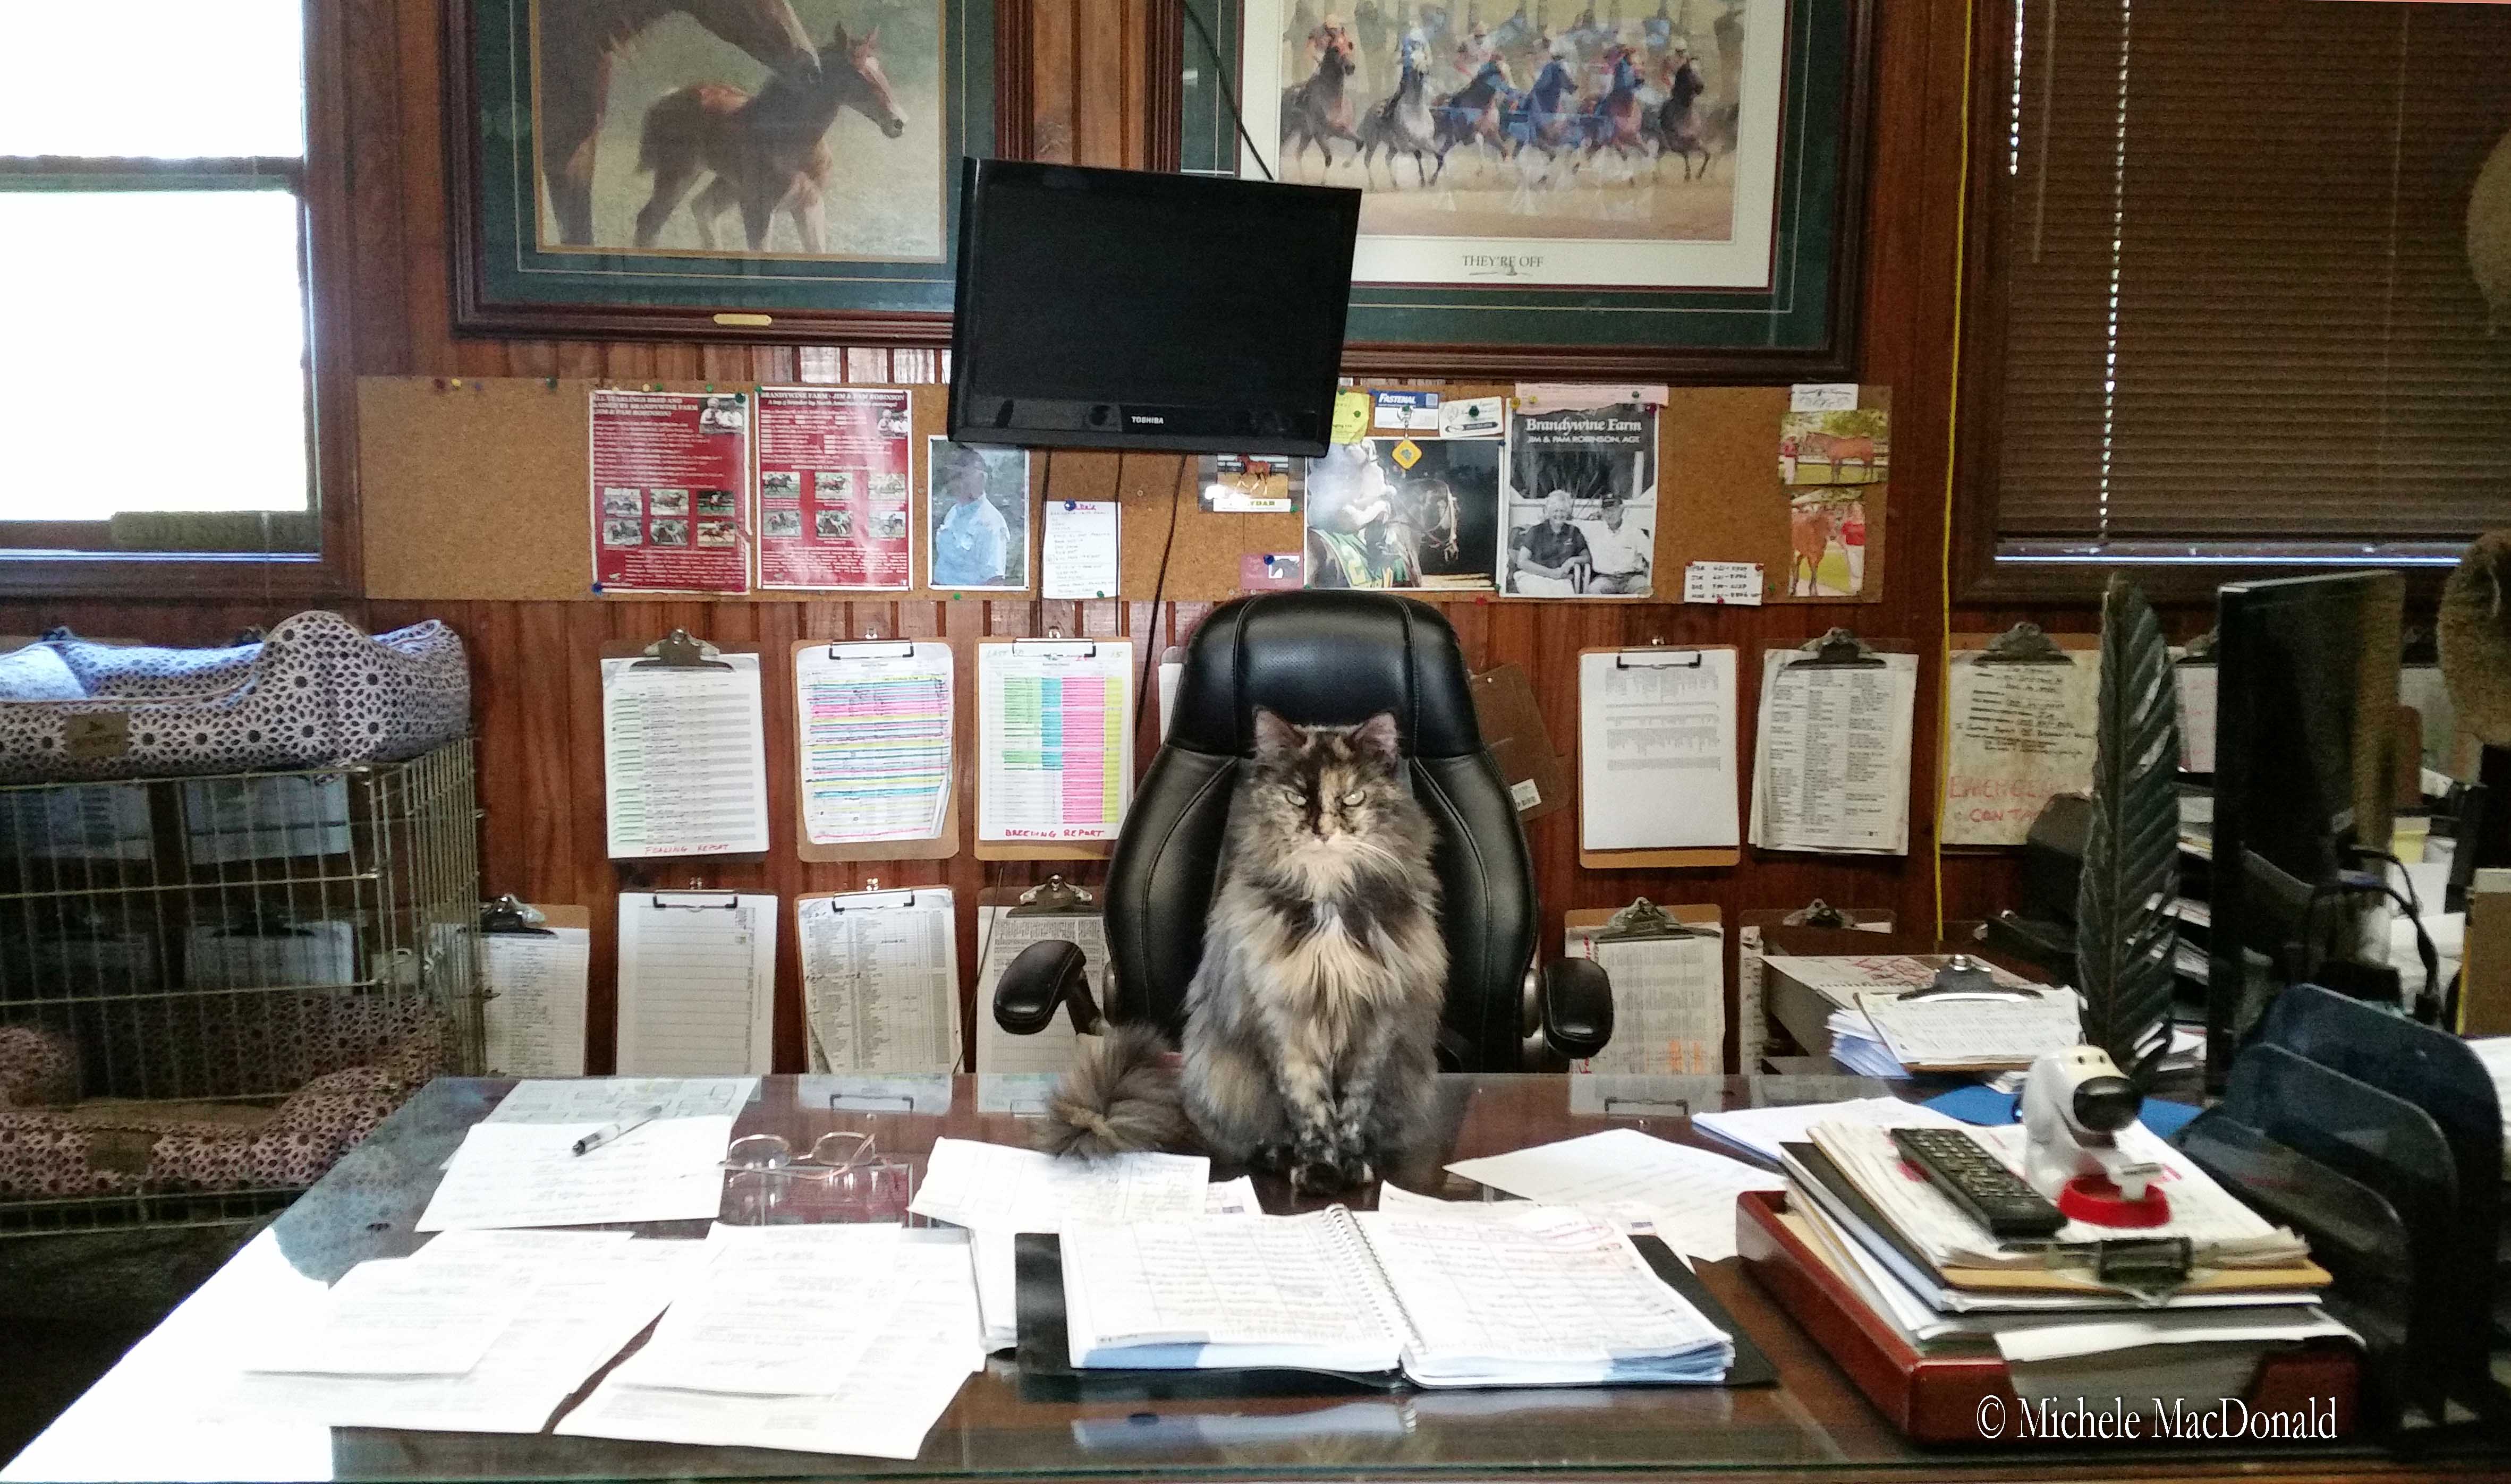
1332, 390, 1371, 444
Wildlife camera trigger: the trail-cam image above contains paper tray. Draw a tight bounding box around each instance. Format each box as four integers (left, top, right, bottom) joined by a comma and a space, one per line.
1734, 1189, 2361, 1444
1012, 1232, 1775, 1400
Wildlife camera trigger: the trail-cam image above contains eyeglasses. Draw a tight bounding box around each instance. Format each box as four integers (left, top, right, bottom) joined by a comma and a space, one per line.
719, 1131, 918, 1225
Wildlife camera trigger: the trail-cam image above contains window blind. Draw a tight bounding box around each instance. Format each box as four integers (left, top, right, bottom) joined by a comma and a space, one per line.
1994, 0, 2511, 548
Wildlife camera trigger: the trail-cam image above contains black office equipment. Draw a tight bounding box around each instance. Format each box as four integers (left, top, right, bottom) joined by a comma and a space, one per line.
2208, 570, 2405, 1082
947, 160, 1360, 457
2176, 983, 2503, 1436
1887, 1128, 2066, 1239
991, 591, 1613, 1070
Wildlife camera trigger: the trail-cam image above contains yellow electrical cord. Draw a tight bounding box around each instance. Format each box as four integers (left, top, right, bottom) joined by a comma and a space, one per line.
1933, 0, 1980, 943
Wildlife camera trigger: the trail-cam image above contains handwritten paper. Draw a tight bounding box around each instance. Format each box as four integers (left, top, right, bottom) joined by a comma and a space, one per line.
1565, 924, 1724, 1076
796, 891, 959, 1073
1577, 650, 1739, 851
1750, 651, 1918, 855
1445, 1128, 1783, 1263
911, 1138, 1209, 1231
1040, 499, 1121, 600
1681, 562, 1765, 605
977, 642, 1134, 843
601, 653, 770, 858
616, 893, 778, 1075
795, 642, 952, 845
480, 925, 590, 1078
1939, 650, 2098, 847
417, 1114, 735, 1232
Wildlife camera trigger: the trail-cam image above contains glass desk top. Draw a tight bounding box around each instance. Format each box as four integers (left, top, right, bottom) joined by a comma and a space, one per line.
0, 1074, 2472, 1483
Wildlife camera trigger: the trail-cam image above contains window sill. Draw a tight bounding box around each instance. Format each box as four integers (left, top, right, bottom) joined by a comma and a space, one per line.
1958, 539, 2462, 605
0, 549, 354, 602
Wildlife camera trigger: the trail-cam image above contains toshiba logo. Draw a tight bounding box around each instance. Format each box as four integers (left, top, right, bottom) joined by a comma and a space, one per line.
1129, 414, 1165, 424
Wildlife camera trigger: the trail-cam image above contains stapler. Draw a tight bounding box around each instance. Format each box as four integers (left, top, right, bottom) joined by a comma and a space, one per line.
2021, 1046, 2171, 1227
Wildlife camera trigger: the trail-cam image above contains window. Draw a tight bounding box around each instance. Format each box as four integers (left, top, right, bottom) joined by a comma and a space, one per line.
1955, 0, 2511, 599
0, 1, 349, 593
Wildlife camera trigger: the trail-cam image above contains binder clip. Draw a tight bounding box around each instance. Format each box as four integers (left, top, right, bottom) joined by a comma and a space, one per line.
1010, 874, 1095, 917
1972, 622, 2074, 665
633, 628, 733, 670
1783, 899, 1850, 928
1615, 638, 1703, 670
1896, 953, 2038, 1001
1593, 897, 1704, 942
1784, 628, 1886, 670
479, 894, 553, 936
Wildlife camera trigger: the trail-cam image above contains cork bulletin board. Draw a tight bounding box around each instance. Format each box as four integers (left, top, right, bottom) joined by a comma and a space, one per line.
357, 377, 1889, 606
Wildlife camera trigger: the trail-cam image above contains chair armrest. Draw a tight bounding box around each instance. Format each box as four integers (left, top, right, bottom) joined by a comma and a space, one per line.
1539, 957, 1614, 1062
991, 940, 1104, 1036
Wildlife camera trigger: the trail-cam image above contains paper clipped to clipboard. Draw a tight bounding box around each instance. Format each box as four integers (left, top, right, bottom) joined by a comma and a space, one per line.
1577, 647, 1740, 855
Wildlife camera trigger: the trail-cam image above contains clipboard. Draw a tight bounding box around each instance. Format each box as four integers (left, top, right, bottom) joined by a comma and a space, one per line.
790, 638, 960, 864
599, 629, 770, 858
1469, 663, 1571, 823
972, 636, 1132, 863
1939, 626, 2100, 853
1576, 645, 1742, 870
1564, 900, 1725, 1076
793, 885, 961, 1074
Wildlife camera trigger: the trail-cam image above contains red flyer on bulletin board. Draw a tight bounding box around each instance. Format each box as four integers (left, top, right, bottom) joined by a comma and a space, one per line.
755, 386, 914, 591
589, 389, 752, 594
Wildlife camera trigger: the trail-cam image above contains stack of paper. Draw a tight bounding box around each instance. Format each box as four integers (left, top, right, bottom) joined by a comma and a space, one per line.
1852, 991, 2083, 1074
1692, 1096, 1970, 1166
1825, 1010, 1910, 1078
1767, 1115, 2351, 1405
419, 1098, 741, 1232
557, 1224, 983, 1460
236, 1231, 706, 1434
907, 1137, 1215, 1351
1443, 1128, 1784, 1264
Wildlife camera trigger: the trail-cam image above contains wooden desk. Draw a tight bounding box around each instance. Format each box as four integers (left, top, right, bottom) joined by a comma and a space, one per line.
7, 1076, 2502, 1483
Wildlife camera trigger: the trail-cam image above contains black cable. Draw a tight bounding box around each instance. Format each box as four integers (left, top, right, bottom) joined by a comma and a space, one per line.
1182, 0, 1276, 181
1134, 450, 1182, 736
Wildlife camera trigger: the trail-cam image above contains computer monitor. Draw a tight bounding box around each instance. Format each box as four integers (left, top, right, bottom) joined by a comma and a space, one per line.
2208, 570, 2406, 1086
947, 159, 1360, 457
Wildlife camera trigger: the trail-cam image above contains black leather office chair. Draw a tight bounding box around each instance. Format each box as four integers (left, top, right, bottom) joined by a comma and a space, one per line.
994, 591, 1613, 1070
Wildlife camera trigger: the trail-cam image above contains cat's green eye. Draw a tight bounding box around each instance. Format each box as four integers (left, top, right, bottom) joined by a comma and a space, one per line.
1339, 790, 1365, 808
1280, 787, 1307, 806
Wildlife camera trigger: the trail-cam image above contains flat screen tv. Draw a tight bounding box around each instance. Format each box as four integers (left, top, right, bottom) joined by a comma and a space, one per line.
947, 159, 1360, 457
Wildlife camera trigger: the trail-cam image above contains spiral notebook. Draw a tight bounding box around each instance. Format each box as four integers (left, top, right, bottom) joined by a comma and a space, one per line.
1047, 1205, 1741, 1388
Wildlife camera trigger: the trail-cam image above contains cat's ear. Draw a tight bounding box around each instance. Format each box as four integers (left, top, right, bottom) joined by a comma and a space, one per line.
1251, 706, 1301, 760
1351, 711, 1403, 765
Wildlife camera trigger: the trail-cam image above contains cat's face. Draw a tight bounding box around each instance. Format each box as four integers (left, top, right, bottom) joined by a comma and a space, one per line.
1246, 708, 1407, 846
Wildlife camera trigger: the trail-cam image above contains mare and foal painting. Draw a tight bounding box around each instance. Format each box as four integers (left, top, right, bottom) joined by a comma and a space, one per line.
533, 0, 946, 260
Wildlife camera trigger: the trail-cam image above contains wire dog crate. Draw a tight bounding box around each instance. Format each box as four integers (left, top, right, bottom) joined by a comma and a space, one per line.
0, 738, 482, 1236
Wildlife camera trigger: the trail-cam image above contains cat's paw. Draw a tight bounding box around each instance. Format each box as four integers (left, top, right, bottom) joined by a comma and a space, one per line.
1290, 1157, 1352, 1196
1335, 1151, 1376, 1189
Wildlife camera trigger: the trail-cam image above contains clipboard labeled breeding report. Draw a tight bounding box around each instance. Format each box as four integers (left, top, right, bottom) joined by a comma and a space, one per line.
974, 636, 1134, 862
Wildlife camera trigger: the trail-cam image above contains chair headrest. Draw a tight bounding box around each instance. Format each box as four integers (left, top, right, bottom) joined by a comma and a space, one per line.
1165, 592, 1487, 761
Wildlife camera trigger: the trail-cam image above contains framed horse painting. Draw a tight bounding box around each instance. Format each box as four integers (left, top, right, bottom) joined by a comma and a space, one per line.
1159, 0, 1871, 377
448, 0, 1022, 341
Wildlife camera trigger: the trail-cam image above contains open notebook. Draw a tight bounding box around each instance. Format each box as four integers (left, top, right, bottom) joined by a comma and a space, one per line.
1057, 1205, 1735, 1387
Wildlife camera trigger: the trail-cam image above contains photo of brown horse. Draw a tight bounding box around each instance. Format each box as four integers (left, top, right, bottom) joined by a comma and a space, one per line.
533, 0, 944, 259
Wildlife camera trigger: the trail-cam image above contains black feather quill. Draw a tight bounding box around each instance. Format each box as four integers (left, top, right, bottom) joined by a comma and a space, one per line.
2075, 576, 2182, 1086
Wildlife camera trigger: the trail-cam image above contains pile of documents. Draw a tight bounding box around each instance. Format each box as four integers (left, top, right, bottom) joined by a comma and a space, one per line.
1443, 1127, 1787, 1264
1061, 1204, 1734, 1386
1770, 1108, 2352, 1401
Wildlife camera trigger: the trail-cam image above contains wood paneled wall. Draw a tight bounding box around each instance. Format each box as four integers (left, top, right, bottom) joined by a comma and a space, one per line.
0, 0, 2111, 1072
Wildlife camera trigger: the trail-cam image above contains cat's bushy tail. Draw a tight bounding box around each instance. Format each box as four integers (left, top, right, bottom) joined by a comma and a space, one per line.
1034, 1022, 1191, 1157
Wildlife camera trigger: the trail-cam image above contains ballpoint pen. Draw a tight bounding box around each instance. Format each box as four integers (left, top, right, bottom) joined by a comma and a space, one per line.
572, 1105, 664, 1156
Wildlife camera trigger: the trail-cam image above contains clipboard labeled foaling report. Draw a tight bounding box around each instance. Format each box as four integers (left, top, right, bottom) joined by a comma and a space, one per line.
1576, 645, 1741, 868
791, 638, 958, 863
795, 886, 960, 1074
974, 636, 1134, 862
1564, 900, 1725, 1074
600, 630, 770, 859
